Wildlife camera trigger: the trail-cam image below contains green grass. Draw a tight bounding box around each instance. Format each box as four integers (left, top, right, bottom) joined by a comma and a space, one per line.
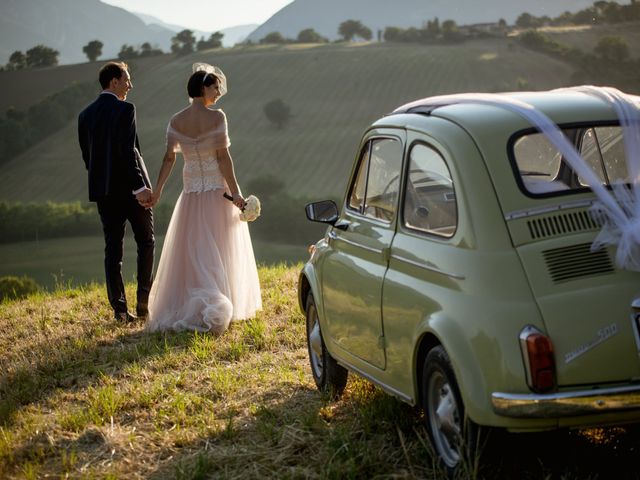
0, 234, 309, 289
0, 265, 639, 478
0, 39, 581, 205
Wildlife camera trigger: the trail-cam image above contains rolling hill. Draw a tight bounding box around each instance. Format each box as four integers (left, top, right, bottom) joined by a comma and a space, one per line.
0, 0, 174, 65
246, 0, 603, 42
0, 38, 582, 203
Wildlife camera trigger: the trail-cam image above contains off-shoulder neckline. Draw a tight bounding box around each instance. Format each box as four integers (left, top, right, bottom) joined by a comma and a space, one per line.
167, 123, 223, 140
168, 109, 225, 140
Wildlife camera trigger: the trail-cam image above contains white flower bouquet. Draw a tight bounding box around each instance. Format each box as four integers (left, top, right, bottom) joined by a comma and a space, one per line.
223, 192, 261, 222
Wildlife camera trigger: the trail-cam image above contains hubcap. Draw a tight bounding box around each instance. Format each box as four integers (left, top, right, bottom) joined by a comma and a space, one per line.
307, 310, 324, 378
427, 371, 461, 468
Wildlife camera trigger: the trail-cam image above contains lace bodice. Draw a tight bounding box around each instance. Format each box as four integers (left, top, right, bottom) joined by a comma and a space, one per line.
166, 110, 231, 193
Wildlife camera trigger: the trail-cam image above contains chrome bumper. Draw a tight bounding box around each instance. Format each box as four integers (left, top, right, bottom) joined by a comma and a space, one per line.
492, 384, 640, 418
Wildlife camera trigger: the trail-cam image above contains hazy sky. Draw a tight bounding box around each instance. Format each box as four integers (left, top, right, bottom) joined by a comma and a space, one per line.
101, 0, 294, 31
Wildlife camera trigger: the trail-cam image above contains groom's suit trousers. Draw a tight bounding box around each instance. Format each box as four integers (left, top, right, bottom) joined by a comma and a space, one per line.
97, 195, 154, 314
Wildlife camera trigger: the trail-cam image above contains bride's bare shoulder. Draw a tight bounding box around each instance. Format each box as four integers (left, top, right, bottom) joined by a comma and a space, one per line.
169, 108, 190, 127
207, 108, 227, 123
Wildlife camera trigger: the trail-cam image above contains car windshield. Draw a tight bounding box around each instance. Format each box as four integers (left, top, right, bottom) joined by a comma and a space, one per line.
512, 125, 628, 196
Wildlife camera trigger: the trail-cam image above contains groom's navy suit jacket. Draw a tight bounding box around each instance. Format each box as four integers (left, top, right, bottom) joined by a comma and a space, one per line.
78, 93, 151, 201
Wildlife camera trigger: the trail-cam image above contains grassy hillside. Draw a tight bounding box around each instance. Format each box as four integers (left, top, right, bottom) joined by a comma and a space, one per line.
540, 22, 640, 59
0, 54, 170, 112
1, 265, 639, 479
0, 38, 579, 203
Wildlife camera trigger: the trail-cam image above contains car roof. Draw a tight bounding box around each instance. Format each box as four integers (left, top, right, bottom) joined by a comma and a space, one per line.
372, 89, 640, 215
383, 90, 640, 129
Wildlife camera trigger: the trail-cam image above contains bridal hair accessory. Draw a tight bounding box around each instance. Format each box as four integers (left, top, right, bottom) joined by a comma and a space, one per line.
192, 62, 227, 97
223, 192, 261, 222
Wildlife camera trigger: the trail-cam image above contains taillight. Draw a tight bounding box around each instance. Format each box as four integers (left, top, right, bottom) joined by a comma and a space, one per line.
520, 326, 556, 393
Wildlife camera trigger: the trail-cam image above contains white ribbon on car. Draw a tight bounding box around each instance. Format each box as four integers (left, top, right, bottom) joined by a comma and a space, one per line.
395, 87, 640, 271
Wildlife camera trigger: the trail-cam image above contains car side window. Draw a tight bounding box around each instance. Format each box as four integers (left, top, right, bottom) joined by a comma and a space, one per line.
404, 143, 457, 237
347, 137, 403, 222
363, 138, 403, 222
348, 143, 371, 212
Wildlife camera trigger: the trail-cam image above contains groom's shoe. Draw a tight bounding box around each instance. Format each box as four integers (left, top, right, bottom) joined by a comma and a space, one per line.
114, 311, 137, 323
136, 304, 149, 321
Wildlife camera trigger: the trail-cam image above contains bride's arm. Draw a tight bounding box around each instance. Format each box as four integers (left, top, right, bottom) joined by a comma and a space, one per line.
216, 148, 245, 209
151, 148, 177, 206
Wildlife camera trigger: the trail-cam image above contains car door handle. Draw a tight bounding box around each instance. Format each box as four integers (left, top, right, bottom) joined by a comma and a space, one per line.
328, 231, 338, 240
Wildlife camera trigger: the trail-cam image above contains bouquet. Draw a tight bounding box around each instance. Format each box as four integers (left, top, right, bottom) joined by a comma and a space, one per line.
223, 192, 261, 222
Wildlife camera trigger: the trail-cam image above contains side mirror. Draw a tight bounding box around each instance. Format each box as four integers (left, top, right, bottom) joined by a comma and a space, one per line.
305, 200, 339, 224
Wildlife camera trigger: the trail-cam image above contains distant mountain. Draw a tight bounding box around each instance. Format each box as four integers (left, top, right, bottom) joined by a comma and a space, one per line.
218, 25, 260, 47
133, 12, 257, 48
0, 0, 175, 65
246, 0, 620, 42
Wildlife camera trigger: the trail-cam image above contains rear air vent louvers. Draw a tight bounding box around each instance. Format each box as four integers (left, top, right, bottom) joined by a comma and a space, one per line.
543, 243, 614, 283
527, 211, 604, 240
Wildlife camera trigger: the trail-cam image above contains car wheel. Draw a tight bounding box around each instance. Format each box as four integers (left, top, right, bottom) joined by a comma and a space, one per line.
421, 345, 478, 477
305, 293, 348, 399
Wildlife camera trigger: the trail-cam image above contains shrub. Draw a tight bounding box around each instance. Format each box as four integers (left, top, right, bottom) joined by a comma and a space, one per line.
296, 28, 328, 44
263, 99, 291, 129
594, 36, 630, 62
260, 32, 288, 44
0, 276, 39, 301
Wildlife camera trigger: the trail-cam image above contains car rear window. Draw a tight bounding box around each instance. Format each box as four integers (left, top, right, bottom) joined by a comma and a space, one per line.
512, 125, 628, 196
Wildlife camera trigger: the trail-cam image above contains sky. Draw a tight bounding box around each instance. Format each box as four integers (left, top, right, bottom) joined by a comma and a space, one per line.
101, 0, 294, 31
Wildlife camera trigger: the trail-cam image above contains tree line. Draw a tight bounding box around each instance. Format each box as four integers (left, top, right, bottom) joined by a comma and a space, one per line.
1, 30, 226, 70
515, 0, 640, 28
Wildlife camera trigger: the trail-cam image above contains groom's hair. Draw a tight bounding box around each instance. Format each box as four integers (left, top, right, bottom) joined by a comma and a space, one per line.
99, 62, 129, 89
187, 71, 218, 98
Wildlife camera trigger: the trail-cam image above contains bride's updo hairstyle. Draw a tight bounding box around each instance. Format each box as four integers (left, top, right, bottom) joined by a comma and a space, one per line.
187, 70, 219, 99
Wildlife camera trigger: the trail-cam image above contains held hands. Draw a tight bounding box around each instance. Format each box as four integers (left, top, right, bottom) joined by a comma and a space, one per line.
149, 190, 162, 208
136, 188, 154, 209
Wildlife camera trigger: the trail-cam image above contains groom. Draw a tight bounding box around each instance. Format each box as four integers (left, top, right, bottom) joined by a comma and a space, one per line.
78, 62, 154, 322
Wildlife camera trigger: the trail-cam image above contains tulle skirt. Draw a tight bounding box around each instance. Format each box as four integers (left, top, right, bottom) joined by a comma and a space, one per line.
146, 188, 262, 333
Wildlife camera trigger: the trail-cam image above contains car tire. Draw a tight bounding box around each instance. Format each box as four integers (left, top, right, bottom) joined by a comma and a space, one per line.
305, 293, 348, 399
421, 345, 479, 478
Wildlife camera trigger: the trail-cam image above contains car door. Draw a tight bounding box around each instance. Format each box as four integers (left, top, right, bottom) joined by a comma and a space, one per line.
321, 129, 405, 370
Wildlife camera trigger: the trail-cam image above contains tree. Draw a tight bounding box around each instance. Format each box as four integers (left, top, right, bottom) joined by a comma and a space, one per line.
263, 99, 291, 129
424, 17, 441, 39
516, 12, 542, 28
358, 25, 373, 41
594, 36, 630, 62
297, 28, 327, 43
171, 29, 196, 55
6, 51, 26, 70
25, 45, 59, 68
82, 40, 103, 62
139, 42, 163, 57
338, 20, 372, 41
197, 32, 224, 51
260, 32, 287, 44
383, 27, 404, 42
441, 20, 462, 41
118, 44, 138, 60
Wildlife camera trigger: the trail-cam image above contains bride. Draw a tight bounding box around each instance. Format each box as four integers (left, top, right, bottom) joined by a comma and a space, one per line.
146, 63, 262, 333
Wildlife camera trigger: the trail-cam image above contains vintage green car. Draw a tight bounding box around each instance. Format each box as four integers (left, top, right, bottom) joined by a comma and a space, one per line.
298, 89, 640, 473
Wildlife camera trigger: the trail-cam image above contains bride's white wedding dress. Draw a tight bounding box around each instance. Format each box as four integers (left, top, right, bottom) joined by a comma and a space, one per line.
146, 111, 262, 333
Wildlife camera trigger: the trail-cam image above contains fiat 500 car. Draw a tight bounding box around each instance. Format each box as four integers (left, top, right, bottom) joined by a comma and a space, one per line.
298, 88, 640, 473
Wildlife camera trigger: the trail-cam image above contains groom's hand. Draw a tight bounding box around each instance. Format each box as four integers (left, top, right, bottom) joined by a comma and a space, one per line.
136, 188, 153, 208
